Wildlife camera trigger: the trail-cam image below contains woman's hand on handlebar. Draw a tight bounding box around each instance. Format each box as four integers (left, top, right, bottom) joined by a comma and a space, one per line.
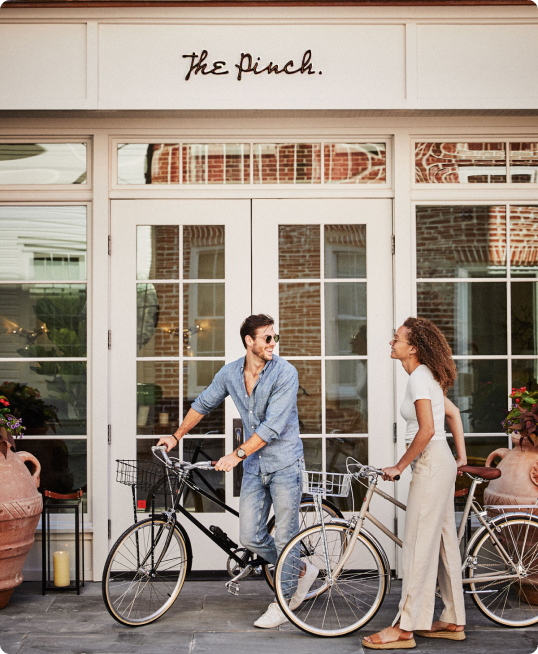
156, 435, 178, 453
381, 465, 402, 482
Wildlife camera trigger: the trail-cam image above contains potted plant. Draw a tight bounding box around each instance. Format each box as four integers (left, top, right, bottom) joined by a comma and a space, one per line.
0, 381, 59, 434
484, 387, 538, 506
0, 397, 42, 610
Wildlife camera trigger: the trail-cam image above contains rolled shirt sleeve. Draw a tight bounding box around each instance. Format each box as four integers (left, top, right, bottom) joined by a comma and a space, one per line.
191, 366, 229, 415
255, 365, 299, 444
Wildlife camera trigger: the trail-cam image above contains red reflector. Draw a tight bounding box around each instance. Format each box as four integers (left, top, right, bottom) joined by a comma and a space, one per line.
137, 500, 146, 510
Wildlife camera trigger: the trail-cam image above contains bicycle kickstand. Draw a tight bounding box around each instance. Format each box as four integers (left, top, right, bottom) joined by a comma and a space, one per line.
225, 564, 253, 596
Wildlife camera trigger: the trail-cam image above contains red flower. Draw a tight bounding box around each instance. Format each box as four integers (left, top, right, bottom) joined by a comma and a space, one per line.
0, 398, 9, 406
516, 398, 521, 404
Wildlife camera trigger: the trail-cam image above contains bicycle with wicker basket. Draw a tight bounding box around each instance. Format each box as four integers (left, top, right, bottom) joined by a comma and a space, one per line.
102, 445, 343, 626
272, 459, 538, 637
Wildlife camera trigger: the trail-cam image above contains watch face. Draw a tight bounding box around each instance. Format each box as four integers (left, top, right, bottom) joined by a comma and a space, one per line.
237, 448, 246, 459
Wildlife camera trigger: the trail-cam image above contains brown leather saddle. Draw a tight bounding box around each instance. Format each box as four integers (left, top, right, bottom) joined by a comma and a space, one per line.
454, 465, 501, 497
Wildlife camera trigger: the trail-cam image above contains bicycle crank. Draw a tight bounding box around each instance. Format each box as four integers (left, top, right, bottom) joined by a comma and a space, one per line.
225, 563, 253, 595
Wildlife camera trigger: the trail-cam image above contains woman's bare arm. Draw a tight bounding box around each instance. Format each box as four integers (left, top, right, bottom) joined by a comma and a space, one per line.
445, 396, 467, 468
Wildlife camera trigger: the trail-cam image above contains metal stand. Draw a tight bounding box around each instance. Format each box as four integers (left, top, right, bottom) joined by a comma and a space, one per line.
41, 489, 85, 595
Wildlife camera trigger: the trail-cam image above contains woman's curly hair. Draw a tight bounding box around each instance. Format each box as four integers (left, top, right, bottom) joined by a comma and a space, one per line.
403, 317, 457, 393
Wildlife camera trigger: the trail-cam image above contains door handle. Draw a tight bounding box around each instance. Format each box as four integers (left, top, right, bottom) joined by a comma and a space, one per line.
233, 419, 243, 497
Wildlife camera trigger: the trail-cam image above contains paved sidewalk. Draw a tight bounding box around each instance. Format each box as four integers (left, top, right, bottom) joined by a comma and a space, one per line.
1, 579, 538, 654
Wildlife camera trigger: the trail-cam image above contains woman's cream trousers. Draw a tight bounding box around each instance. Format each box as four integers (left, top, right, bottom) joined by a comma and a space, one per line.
393, 440, 466, 631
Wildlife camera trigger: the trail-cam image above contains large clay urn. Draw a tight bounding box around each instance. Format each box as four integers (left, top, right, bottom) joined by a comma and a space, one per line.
0, 444, 42, 609
485, 433, 538, 604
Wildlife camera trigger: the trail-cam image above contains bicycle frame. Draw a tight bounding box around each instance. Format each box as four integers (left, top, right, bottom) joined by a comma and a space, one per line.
316, 469, 531, 588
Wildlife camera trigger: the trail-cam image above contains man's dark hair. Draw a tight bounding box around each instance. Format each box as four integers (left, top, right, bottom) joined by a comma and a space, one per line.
240, 314, 274, 349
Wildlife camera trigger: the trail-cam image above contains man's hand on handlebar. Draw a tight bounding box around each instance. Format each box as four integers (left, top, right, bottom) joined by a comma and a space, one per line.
215, 452, 242, 472
156, 435, 178, 453
381, 465, 402, 482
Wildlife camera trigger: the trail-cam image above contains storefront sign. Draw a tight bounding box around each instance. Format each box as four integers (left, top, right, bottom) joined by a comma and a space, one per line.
183, 49, 320, 82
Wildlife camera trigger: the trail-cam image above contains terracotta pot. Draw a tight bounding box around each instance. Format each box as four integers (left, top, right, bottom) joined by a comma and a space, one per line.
484, 433, 538, 604
0, 446, 42, 609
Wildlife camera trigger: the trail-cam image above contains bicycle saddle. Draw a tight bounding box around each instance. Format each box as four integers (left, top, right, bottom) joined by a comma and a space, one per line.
459, 465, 501, 480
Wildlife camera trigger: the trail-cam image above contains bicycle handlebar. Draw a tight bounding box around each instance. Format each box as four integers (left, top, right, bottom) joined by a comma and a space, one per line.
346, 458, 400, 481
151, 445, 217, 470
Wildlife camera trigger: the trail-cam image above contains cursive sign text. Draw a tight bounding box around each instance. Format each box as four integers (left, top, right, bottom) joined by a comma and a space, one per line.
183, 49, 321, 82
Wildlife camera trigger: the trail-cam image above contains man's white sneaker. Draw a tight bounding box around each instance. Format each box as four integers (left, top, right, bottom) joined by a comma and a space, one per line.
289, 562, 319, 610
253, 602, 288, 628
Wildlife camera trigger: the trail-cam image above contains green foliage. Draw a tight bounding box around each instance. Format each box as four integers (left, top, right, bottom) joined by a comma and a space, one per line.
502, 386, 538, 447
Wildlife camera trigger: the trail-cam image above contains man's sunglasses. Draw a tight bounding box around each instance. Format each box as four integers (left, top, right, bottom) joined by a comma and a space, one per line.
254, 334, 280, 344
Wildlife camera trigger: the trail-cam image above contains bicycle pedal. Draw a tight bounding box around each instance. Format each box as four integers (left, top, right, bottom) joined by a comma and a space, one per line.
226, 581, 240, 595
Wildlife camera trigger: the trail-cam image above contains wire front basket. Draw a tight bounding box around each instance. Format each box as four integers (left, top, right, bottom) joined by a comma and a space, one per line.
116, 459, 169, 493
302, 470, 351, 498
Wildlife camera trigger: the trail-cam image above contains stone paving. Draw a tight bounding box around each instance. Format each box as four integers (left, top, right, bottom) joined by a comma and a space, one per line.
1, 579, 538, 654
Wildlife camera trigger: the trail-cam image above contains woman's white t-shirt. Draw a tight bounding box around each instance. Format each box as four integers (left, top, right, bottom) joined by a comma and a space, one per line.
400, 364, 446, 444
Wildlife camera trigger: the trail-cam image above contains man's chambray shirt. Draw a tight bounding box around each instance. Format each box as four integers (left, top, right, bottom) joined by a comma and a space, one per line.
191, 354, 303, 475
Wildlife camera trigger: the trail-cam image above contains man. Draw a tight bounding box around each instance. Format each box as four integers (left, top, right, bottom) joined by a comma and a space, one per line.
158, 314, 317, 628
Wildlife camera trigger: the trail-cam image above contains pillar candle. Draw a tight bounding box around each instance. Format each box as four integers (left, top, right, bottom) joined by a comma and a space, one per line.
53, 550, 70, 587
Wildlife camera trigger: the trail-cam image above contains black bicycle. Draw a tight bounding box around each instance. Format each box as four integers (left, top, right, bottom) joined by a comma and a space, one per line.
102, 444, 342, 626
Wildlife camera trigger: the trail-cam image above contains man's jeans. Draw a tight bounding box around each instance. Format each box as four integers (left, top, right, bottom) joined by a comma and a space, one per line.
239, 457, 304, 599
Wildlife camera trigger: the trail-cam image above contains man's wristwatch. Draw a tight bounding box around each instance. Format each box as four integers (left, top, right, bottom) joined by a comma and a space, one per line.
236, 447, 247, 460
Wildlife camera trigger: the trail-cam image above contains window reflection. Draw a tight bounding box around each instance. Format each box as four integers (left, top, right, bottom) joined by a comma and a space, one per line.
417, 282, 506, 355
183, 361, 225, 434
509, 144, 538, 183
292, 360, 322, 434
183, 144, 250, 185
325, 283, 367, 356
253, 144, 321, 184
326, 437, 368, 511
512, 359, 538, 393
416, 206, 506, 278
279, 283, 321, 356
183, 225, 225, 279
0, 206, 87, 281
183, 284, 225, 357
415, 142, 506, 184
137, 284, 179, 357
0, 143, 87, 185
118, 144, 180, 185
136, 361, 179, 436
279, 225, 320, 279
448, 360, 507, 433
137, 225, 179, 280
511, 282, 538, 355
182, 439, 225, 512
324, 143, 386, 184
510, 206, 538, 278
326, 360, 367, 434
324, 225, 366, 279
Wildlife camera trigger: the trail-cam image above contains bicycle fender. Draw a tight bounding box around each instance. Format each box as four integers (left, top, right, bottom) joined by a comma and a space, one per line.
464, 512, 538, 562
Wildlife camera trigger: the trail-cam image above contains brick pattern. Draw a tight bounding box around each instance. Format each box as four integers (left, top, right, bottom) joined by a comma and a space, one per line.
182, 144, 250, 185
415, 142, 507, 183
279, 283, 322, 357
279, 225, 320, 279
510, 206, 538, 270
324, 143, 386, 184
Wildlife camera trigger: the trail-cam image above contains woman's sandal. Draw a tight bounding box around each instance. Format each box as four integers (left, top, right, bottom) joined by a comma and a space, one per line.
362, 632, 416, 650
414, 624, 466, 641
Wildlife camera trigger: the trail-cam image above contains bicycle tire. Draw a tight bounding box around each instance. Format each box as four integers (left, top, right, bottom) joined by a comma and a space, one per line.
467, 515, 538, 627
274, 523, 387, 637
102, 517, 188, 626
262, 498, 342, 590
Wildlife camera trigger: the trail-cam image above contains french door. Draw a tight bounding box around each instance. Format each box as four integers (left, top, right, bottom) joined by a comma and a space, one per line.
252, 199, 395, 564
110, 200, 251, 569
110, 198, 395, 569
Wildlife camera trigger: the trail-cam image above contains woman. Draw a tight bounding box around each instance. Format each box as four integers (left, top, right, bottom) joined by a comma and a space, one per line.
363, 317, 467, 650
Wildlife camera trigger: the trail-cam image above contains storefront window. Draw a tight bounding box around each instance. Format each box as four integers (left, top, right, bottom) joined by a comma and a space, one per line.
416, 204, 538, 462
254, 143, 322, 184
0, 143, 87, 185
415, 142, 506, 183
324, 143, 386, 184
0, 205, 88, 508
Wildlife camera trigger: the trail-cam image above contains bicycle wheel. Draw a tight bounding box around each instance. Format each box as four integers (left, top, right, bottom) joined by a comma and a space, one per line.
262, 499, 342, 590
102, 517, 188, 626
274, 523, 387, 637
468, 516, 538, 627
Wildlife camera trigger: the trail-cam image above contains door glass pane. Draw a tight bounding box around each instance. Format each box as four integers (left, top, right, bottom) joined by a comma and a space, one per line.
137, 283, 179, 357
137, 225, 179, 280
448, 360, 507, 433
183, 284, 225, 357
137, 439, 178, 512
324, 225, 366, 279
16, 439, 87, 510
326, 437, 368, 511
415, 142, 506, 183
0, 284, 86, 358
324, 143, 386, 184
0, 206, 87, 281
325, 283, 367, 356
509, 143, 538, 183
137, 361, 179, 436
118, 144, 180, 185
512, 359, 538, 393
417, 282, 507, 355
0, 143, 87, 185
510, 206, 538, 278
253, 144, 321, 184
279, 225, 320, 279
326, 360, 367, 434
512, 282, 538, 355
292, 360, 321, 434
302, 438, 322, 470
182, 438, 225, 512
416, 206, 506, 278
279, 283, 321, 356
182, 144, 250, 185
0, 361, 86, 435
184, 226, 225, 279
183, 361, 225, 434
